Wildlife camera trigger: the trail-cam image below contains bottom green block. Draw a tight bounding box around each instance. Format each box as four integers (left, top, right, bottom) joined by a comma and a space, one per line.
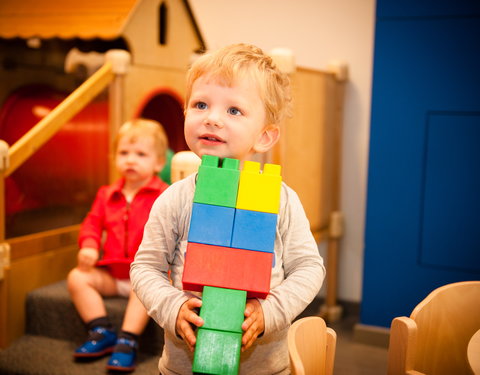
193, 328, 242, 375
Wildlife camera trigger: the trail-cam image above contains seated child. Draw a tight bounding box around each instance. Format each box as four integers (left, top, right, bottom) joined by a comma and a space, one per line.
130, 44, 326, 374
67, 118, 169, 372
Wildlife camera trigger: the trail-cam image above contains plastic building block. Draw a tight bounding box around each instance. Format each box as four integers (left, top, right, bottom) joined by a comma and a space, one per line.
193, 155, 240, 207
188, 203, 235, 247
231, 209, 277, 253
200, 286, 246, 333
185, 157, 284, 374
235, 161, 282, 214
192, 328, 241, 375
182, 242, 273, 299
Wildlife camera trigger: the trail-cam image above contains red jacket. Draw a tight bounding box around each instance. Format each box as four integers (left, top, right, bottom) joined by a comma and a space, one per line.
79, 176, 169, 279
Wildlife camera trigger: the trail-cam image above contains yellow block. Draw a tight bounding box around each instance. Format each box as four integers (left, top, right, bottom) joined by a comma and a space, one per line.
236, 161, 282, 213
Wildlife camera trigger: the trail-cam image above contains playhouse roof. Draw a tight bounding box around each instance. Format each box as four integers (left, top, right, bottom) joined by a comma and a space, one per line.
0, 0, 204, 46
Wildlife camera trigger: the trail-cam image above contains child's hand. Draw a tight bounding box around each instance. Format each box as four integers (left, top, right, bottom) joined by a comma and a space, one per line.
241, 298, 265, 352
176, 297, 203, 352
77, 247, 99, 270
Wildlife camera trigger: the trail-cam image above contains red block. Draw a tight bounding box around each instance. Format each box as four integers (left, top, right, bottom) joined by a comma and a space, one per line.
182, 243, 273, 299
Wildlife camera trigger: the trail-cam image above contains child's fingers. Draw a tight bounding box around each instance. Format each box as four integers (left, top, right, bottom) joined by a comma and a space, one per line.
241, 319, 262, 351
241, 299, 264, 351
185, 298, 203, 326
176, 298, 203, 351
177, 319, 196, 351
77, 256, 94, 270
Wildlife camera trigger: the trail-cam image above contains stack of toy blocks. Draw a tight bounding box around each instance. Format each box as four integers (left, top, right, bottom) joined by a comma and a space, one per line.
182, 155, 282, 374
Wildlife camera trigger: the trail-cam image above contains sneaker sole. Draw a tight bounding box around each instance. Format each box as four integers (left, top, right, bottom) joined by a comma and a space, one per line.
73, 347, 114, 358
106, 364, 136, 372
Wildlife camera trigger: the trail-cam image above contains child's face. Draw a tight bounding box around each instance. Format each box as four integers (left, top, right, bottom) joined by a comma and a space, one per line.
184, 75, 277, 162
115, 135, 163, 185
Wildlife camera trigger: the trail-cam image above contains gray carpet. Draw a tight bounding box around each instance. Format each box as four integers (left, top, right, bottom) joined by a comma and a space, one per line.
0, 281, 388, 375
0, 335, 160, 375
0, 281, 164, 375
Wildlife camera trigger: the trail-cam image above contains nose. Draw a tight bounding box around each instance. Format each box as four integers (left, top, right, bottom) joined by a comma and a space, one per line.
126, 152, 136, 163
204, 111, 224, 128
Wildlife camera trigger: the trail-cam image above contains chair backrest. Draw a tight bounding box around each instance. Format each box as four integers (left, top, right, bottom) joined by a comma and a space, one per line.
288, 316, 337, 375
388, 281, 480, 375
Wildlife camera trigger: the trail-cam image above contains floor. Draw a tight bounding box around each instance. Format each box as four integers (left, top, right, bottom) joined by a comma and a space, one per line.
299, 299, 389, 375
330, 315, 388, 374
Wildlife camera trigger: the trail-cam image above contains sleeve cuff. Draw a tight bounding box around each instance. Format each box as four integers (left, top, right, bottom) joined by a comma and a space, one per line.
259, 298, 273, 336
80, 238, 100, 250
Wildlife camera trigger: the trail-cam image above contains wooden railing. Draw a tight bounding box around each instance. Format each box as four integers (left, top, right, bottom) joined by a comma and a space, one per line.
0, 49, 131, 348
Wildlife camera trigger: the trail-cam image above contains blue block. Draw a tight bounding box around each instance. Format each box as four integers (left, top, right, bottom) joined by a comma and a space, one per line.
231, 209, 277, 252
188, 203, 235, 246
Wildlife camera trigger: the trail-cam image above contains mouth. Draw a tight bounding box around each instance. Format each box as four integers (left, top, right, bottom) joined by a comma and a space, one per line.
199, 134, 226, 144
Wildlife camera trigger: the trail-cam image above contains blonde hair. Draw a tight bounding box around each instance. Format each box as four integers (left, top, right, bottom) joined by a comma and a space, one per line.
185, 43, 292, 126
114, 118, 169, 163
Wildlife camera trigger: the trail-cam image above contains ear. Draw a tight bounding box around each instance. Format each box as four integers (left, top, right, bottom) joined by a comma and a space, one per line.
252, 124, 280, 154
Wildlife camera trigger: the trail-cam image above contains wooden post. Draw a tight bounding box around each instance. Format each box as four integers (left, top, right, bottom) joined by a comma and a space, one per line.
0, 139, 7, 242
0, 139, 9, 347
320, 211, 344, 322
105, 50, 131, 183
319, 61, 347, 322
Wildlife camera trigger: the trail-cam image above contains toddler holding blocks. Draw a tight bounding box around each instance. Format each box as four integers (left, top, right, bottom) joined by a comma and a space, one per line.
130, 43, 325, 374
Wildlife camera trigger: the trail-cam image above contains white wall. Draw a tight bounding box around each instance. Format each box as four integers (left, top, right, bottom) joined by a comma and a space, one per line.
189, 0, 376, 302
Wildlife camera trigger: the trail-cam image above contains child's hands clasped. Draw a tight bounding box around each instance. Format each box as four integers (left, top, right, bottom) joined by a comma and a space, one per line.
176, 297, 204, 352
241, 298, 265, 352
177, 297, 264, 352
77, 247, 99, 270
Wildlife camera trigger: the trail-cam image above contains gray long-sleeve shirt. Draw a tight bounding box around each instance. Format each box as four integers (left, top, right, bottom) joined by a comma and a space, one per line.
130, 173, 325, 375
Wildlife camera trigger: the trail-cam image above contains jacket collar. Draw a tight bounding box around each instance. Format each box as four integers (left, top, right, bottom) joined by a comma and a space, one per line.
105, 176, 165, 201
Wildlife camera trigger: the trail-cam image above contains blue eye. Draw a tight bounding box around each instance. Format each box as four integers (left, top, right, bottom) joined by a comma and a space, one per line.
195, 102, 207, 110
228, 107, 242, 116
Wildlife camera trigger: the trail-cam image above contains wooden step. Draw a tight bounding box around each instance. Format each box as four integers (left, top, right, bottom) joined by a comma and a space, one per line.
25, 280, 164, 355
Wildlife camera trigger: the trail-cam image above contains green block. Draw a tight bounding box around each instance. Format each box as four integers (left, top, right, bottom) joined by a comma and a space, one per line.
193, 155, 240, 208
158, 148, 174, 184
200, 287, 246, 333
193, 328, 241, 375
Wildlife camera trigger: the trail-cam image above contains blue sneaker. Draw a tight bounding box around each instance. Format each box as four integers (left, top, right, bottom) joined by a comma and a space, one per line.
74, 326, 117, 358
106, 338, 138, 372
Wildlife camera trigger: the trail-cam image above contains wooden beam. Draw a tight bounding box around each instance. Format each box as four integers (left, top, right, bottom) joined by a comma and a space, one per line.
5, 62, 114, 177
8, 225, 80, 261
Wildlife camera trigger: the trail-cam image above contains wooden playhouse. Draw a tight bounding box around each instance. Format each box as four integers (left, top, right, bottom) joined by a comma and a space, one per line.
0, 0, 346, 347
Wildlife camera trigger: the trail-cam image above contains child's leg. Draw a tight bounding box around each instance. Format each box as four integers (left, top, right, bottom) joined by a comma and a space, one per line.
106, 290, 150, 371
67, 266, 117, 323
121, 289, 150, 334
67, 267, 119, 358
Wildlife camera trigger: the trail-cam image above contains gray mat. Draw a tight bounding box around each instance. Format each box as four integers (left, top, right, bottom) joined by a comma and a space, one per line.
0, 335, 159, 375
25, 281, 164, 355
0, 281, 164, 375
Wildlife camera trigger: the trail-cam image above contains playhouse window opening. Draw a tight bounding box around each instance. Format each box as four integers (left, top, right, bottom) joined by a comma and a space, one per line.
159, 1, 168, 45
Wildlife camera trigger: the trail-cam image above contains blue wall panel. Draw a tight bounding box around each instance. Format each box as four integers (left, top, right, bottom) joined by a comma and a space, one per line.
361, 0, 480, 327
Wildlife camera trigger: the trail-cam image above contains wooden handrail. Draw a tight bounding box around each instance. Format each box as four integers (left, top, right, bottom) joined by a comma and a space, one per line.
4, 61, 115, 177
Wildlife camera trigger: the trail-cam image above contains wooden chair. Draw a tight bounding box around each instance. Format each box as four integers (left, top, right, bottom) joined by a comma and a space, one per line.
288, 316, 337, 375
387, 281, 480, 375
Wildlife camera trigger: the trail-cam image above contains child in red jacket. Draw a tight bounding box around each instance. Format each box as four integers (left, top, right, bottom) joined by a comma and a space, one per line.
67, 118, 169, 372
